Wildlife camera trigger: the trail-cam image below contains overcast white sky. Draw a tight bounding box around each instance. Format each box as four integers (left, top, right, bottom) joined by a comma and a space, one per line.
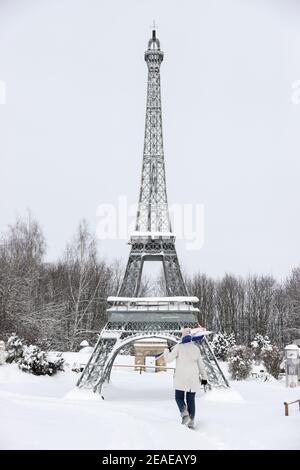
0, 0, 300, 280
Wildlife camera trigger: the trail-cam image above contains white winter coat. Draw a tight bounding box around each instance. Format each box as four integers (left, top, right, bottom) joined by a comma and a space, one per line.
164, 342, 208, 392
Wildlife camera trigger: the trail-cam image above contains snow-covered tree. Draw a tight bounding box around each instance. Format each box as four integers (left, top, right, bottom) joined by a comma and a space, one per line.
62, 220, 111, 350
0, 213, 46, 342
228, 345, 254, 380
250, 334, 272, 363
286, 267, 300, 341
262, 346, 282, 379
187, 273, 217, 331
215, 274, 245, 338
211, 332, 236, 361
6, 334, 24, 363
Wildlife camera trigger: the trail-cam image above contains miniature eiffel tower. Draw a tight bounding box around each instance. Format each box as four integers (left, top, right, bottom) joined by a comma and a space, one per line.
77, 29, 229, 394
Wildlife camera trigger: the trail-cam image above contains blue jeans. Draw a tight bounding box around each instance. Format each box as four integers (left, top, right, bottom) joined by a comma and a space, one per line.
175, 389, 196, 419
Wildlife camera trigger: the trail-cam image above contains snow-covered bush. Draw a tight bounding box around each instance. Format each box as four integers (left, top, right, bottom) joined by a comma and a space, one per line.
18, 345, 64, 376
47, 357, 65, 375
19, 345, 49, 375
0, 340, 7, 364
228, 345, 254, 380
6, 334, 64, 375
262, 346, 282, 379
6, 334, 24, 363
211, 332, 236, 361
250, 334, 272, 363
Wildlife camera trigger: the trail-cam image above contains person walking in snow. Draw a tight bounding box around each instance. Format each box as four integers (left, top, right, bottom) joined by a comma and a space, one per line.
163, 327, 208, 429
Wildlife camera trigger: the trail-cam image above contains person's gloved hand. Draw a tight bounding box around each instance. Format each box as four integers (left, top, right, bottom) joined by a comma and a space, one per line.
201, 379, 208, 386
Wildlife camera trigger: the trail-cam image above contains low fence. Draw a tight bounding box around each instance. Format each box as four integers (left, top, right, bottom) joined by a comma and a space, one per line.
113, 363, 174, 374
283, 399, 300, 416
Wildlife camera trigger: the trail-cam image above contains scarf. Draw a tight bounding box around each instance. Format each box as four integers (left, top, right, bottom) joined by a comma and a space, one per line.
181, 334, 204, 344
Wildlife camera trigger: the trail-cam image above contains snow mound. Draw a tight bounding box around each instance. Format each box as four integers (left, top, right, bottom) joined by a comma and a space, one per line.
203, 388, 245, 403
78, 346, 94, 355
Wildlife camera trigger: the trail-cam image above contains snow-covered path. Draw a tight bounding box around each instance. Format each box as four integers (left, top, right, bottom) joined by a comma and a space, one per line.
0, 357, 299, 450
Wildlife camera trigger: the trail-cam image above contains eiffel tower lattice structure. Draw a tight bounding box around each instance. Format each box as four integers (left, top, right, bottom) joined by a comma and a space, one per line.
77, 29, 229, 394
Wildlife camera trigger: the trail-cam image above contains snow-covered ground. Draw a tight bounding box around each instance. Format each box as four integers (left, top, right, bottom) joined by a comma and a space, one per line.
0, 353, 299, 450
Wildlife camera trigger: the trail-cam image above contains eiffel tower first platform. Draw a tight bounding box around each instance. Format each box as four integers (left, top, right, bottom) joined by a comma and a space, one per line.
77, 29, 229, 394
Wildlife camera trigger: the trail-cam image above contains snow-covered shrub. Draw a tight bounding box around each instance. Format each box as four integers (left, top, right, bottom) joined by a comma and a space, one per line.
5, 333, 65, 376
19, 345, 49, 375
262, 346, 282, 379
227, 333, 236, 349
0, 340, 7, 364
71, 362, 83, 373
6, 334, 24, 363
228, 345, 254, 380
19, 345, 64, 376
211, 332, 236, 361
250, 334, 272, 363
47, 356, 65, 375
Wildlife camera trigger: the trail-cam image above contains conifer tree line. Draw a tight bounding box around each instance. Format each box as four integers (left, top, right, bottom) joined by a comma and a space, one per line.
0, 214, 299, 350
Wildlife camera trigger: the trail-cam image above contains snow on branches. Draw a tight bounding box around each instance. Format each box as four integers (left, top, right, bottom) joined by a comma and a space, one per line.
261, 346, 282, 379
5, 334, 64, 376
228, 346, 254, 380
211, 331, 283, 381
211, 332, 236, 361
250, 334, 272, 363
6, 334, 24, 363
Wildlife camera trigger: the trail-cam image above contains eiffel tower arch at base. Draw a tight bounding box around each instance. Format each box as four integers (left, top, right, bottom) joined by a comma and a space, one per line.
77, 297, 229, 394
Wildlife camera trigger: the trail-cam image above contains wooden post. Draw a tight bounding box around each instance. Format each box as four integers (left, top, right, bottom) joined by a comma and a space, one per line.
284, 402, 289, 416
